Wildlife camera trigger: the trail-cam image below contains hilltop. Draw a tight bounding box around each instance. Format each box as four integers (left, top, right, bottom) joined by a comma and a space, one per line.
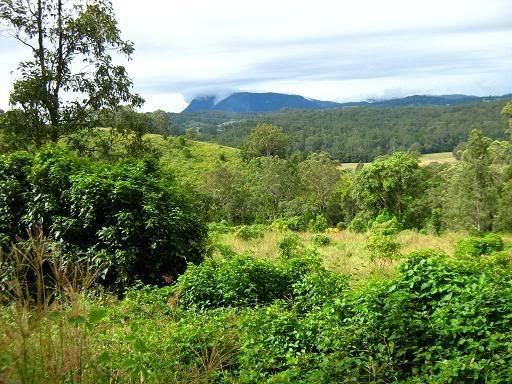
182, 91, 511, 113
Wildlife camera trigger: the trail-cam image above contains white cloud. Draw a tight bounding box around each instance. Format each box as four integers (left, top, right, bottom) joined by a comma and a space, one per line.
1, 0, 511, 112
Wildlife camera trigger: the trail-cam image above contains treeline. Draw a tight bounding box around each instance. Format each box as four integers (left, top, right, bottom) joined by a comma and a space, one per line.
171, 99, 511, 162
201, 122, 512, 235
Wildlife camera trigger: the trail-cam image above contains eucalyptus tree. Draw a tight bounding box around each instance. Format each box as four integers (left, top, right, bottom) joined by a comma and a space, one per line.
0, 0, 143, 147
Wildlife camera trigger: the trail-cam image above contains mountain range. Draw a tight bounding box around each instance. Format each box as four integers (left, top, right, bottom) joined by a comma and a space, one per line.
182, 92, 510, 113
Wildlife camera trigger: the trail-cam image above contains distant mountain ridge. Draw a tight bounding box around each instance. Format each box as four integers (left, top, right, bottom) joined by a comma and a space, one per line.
182, 92, 511, 113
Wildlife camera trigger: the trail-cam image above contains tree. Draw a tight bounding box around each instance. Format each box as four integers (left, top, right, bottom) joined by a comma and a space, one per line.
444, 130, 498, 233
0, 0, 143, 146
241, 123, 288, 160
503, 102, 512, 138
250, 156, 297, 220
148, 109, 171, 136
0, 146, 207, 288
350, 151, 425, 228
203, 163, 255, 224
298, 152, 340, 214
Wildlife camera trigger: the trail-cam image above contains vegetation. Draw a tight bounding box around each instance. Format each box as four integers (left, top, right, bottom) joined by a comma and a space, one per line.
171, 98, 510, 162
0, 0, 143, 153
1, 1, 512, 382
0, 146, 207, 289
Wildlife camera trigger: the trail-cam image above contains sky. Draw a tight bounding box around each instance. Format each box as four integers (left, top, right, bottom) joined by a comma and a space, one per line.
1, 0, 512, 112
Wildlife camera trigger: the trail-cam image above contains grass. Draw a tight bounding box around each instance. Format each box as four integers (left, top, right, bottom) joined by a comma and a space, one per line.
340, 151, 457, 170
146, 134, 240, 185
215, 228, 467, 281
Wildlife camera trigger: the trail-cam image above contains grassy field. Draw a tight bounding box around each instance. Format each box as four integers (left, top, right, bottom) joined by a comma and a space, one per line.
145, 134, 239, 183
340, 151, 456, 170
215, 228, 467, 281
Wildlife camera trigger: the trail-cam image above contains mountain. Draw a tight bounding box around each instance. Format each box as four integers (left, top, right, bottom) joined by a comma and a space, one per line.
182, 92, 343, 113
182, 92, 511, 113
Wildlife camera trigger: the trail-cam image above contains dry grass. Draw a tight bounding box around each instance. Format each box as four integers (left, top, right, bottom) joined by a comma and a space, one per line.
0, 230, 106, 384
339, 152, 457, 171
217, 229, 469, 282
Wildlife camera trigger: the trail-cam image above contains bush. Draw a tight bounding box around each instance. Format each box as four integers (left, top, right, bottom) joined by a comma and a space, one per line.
370, 212, 402, 235
0, 146, 207, 289
271, 216, 307, 232
311, 234, 331, 247
234, 224, 265, 241
367, 233, 401, 262
454, 233, 504, 258
308, 215, 328, 232
174, 253, 319, 310
347, 214, 368, 233
277, 232, 303, 259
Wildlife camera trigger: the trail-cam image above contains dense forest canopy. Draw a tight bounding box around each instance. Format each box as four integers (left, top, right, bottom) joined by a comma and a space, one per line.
168, 98, 510, 161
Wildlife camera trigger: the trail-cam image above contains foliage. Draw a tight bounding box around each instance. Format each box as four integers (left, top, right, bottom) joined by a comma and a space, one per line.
366, 213, 402, 262
0, 146, 207, 289
311, 234, 331, 247
173, 253, 320, 310
298, 152, 340, 213
0, 0, 143, 149
351, 151, 426, 228
172, 98, 511, 162
444, 130, 499, 232
307, 214, 329, 233
234, 224, 265, 241
454, 233, 504, 258
277, 232, 304, 259
241, 123, 288, 160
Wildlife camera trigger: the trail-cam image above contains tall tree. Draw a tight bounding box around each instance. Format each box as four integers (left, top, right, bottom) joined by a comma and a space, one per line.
298, 152, 340, 214
0, 0, 143, 146
444, 130, 498, 233
350, 151, 425, 227
241, 123, 288, 160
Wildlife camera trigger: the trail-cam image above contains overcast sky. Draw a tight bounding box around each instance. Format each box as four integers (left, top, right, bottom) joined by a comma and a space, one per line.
1, 0, 512, 112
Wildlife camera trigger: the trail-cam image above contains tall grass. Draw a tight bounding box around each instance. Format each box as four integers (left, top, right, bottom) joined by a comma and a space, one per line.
0, 230, 105, 384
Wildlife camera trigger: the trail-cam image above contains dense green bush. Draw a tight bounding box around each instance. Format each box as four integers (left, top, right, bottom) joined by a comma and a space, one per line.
173, 252, 321, 310
234, 224, 265, 240
454, 233, 504, 257
308, 214, 329, 232
0, 146, 207, 288
311, 233, 331, 247
277, 232, 304, 259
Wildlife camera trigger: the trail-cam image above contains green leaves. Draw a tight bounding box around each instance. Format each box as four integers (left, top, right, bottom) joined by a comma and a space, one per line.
2, 0, 143, 149
0, 147, 207, 289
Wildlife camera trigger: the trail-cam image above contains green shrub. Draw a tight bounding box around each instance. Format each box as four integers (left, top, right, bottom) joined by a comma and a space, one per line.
347, 214, 368, 233
121, 283, 174, 317
277, 232, 303, 259
370, 212, 402, 235
454, 233, 504, 257
308, 215, 328, 232
208, 221, 233, 234
175, 255, 302, 310
367, 233, 401, 262
234, 224, 265, 241
271, 216, 307, 232
0, 146, 207, 289
311, 234, 331, 247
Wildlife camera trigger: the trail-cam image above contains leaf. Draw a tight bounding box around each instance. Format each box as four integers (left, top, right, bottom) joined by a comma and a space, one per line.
47, 311, 63, 321
122, 358, 138, 369
96, 351, 110, 364
88, 308, 108, 324
68, 315, 86, 325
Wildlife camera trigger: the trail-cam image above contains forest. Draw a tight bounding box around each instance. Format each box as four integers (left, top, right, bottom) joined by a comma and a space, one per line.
171, 98, 511, 162
1, 1, 512, 383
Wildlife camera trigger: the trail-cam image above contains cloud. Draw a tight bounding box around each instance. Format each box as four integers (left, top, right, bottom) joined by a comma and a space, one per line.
0, 0, 511, 112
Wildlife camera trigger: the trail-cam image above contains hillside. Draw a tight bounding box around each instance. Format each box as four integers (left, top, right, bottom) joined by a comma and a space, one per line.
182, 92, 342, 113
183, 91, 511, 113
171, 98, 511, 162
145, 134, 240, 184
